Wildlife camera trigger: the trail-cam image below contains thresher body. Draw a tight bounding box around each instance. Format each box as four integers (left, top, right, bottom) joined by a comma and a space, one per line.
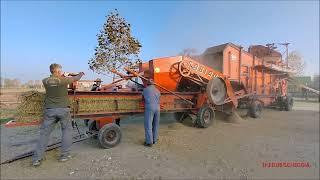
199, 43, 295, 105
139, 43, 294, 106
139, 56, 183, 91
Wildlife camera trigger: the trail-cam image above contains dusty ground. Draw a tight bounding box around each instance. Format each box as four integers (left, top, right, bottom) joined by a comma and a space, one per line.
0, 90, 319, 179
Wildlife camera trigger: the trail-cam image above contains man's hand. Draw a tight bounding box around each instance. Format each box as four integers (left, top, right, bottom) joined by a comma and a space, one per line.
70, 72, 85, 82
63, 72, 84, 77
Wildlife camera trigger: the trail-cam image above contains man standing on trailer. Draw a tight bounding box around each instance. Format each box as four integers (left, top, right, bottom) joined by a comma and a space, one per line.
91, 78, 102, 91
142, 79, 161, 147
32, 63, 84, 166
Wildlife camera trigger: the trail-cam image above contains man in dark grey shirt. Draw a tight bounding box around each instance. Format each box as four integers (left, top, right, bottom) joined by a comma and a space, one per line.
32, 63, 84, 166
142, 80, 161, 147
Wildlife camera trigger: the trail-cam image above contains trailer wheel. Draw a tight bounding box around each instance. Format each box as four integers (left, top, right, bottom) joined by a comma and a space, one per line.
206, 77, 227, 105
174, 112, 188, 123
196, 105, 215, 128
98, 123, 122, 149
249, 101, 262, 118
284, 96, 293, 111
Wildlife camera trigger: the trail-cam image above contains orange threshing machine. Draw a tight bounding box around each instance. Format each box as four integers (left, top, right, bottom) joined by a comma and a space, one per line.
65, 43, 294, 149
4, 43, 294, 149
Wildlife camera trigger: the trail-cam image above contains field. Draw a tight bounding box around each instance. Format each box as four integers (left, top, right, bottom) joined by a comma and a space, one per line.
0, 88, 319, 179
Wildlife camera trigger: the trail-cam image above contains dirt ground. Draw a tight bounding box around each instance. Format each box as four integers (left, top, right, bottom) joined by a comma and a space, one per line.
0, 90, 319, 179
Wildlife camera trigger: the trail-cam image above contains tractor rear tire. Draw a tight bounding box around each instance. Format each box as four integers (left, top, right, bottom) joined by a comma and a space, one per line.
249, 101, 262, 118
196, 105, 215, 128
98, 123, 122, 149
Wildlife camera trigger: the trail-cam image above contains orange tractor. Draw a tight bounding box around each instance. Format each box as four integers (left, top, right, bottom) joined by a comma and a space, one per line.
66, 43, 294, 149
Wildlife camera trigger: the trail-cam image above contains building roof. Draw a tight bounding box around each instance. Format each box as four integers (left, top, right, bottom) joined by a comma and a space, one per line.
202, 42, 241, 55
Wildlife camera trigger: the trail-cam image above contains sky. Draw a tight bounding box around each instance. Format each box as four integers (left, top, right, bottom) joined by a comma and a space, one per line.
1, 0, 319, 83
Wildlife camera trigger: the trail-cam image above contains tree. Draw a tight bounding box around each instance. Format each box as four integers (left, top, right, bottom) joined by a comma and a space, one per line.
312, 75, 319, 90
34, 80, 43, 88
2, 78, 21, 87
12, 79, 21, 87
88, 9, 142, 80
4, 78, 14, 87
0, 76, 4, 87
26, 80, 34, 88
287, 51, 305, 75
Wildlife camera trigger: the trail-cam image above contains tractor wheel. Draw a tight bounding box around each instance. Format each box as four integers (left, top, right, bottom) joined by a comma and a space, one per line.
284, 96, 293, 111
196, 105, 215, 128
206, 77, 227, 105
174, 112, 188, 123
249, 101, 262, 118
98, 123, 122, 149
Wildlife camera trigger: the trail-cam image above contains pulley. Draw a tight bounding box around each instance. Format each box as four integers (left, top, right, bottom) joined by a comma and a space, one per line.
206, 77, 227, 105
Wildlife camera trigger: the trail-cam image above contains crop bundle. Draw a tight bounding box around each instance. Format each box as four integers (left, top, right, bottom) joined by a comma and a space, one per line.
76, 98, 140, 113
16, 91, 141, 122
16, 91, 45, 122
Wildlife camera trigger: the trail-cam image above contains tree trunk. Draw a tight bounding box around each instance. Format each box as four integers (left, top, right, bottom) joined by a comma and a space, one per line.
112, 60, 116, 82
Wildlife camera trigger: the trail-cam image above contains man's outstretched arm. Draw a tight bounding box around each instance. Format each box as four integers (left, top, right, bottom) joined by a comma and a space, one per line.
63, 72, 85, 84
70, 72, 85, 82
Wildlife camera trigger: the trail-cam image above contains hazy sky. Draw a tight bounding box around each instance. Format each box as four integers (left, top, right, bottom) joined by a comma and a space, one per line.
1, 1, 319, 82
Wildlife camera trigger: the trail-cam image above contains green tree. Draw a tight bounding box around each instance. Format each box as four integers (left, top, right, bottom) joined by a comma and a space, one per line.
88, 9, 142, 80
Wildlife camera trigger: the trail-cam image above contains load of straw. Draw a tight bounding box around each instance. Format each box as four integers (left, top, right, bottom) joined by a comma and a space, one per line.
76, 98, 140, 113
15, 91, 141, 122
16, 91, 45, 122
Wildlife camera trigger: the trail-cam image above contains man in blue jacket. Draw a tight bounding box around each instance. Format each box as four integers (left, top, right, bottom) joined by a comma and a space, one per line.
142, 79, 161, 147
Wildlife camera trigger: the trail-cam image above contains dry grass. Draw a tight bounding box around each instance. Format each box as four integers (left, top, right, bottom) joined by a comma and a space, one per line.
14, 90, 141, 122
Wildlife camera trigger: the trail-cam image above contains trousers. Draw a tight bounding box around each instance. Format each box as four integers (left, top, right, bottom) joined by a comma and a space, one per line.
144, 106, 160, 144
32, 108, 72, 162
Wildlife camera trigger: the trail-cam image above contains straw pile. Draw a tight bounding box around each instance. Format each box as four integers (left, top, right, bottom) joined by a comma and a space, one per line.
16, 91, 45, 122
15, 91, 141, 122
76, 98, 140, 113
